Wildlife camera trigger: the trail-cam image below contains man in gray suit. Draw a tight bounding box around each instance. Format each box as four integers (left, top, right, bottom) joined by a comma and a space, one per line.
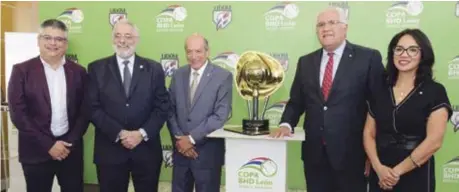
167, 33, 232, 192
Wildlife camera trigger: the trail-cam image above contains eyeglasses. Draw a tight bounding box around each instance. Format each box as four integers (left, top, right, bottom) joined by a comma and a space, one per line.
316, 20, 343, 28
114, 34, 137, 41
40, 35, 67, 43
393, 46, 421, 57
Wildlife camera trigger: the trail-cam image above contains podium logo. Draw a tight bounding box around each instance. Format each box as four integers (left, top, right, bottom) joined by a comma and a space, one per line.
263, 101, 288, 126
451, 105, 459, 133
213, 5, 232, 30
264, 2, 299, 31
385, 1, 423, 28
160, 53, 179, 77
57, 8, 84, 33
65, 53, 78, 63
443, 156, 459, 183
238, 157, 278, 189
156, 5, 187, 32
448, 56, 459, 79
109, 8, 127, 27
211, 51, 239, 73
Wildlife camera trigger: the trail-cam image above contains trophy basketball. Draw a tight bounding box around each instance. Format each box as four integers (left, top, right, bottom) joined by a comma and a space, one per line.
225, 51, 284, 135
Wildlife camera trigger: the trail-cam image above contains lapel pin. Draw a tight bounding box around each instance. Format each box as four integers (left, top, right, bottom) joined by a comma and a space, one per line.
349, 54, 352, 58
140, 65, 144, 69
419, 91, 423, 95
207, 73, 210, 77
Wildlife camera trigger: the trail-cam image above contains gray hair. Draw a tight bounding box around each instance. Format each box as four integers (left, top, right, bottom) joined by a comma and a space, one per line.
112, 19, 140, 37
38, 19, 68, 37
320, 6, 348, 24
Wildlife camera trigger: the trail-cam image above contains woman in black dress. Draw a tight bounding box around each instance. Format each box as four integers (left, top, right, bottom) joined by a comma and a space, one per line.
363, 28, 453, 192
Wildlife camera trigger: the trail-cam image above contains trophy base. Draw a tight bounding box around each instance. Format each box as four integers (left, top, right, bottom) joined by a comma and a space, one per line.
224, 119, 270, 136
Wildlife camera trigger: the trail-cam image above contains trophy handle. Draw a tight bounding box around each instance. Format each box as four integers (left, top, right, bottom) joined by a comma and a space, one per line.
246, 100, 252, 119
261, 96, 270, 120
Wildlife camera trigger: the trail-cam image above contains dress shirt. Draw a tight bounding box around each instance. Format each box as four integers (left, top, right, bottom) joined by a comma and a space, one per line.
280, 41, 346, 131
40, 57, 68, 137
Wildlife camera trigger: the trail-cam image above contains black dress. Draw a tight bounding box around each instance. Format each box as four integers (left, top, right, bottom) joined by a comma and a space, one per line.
367, 79, 453, 192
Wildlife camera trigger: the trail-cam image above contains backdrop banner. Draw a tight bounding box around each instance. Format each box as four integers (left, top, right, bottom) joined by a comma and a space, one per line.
37, 1, 459, 191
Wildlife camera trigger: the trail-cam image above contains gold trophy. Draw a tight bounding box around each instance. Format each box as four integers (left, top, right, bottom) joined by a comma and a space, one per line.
225, 51, 284, 135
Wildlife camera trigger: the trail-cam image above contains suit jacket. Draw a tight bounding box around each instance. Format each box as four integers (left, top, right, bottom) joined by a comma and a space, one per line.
8, 56, 89, 164
280, 41, 385, 170
167, 62, 232, 169
88, 54, 169, 164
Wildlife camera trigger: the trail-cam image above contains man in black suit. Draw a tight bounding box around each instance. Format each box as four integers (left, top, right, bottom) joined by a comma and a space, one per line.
88, 19, 169, 192
271, 7, 385, 192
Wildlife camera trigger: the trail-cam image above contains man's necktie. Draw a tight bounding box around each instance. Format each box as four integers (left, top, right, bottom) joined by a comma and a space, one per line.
189, 71, 199, 104
322, 52, 334, 101
123, 60, 131, 96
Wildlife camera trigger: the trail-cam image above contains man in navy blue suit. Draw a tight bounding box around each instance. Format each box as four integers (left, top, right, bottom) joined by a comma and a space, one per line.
88, 19, 169, 192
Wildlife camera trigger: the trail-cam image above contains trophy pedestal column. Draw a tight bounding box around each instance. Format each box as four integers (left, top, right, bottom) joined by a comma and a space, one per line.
207, 126, 305, 192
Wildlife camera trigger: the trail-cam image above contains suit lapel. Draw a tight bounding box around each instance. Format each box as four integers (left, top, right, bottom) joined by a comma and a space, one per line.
312, 50, 325, 103
63, 63, 75, 112
183, 66, 191, 109
107, 55, 126, 98
328, 42, 355, 100
128, 55, 142, 98
35, 58, 52, 109
190, 64, 213, 111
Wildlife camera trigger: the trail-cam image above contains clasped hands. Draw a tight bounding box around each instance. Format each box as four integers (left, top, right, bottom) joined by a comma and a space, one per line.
48, 140, 72, 161
119, 130, 144, 149
175, 135, 198, 159
374, 164, 401, 190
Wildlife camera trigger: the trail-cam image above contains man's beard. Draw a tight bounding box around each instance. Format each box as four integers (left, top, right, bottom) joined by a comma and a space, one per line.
113, 44, 135, 59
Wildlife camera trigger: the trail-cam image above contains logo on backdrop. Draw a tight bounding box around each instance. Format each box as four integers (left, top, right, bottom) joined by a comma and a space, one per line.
57, 8, 84, 33
456, 1, 459, 17
448, 56, 459, 79
385, 1, 423, 28
213, 5, 232, 30
451, 105, 459, 133
162, 145, 174, 168
443, 155, 459, 183
160, 53, 179, 77
264, 2, 300, 31
238, 157, 278, 189
156, 5, 187, 32
263, 101, 288, 126
65, 53, 78, 63
109, 8, 127, 27
211, 51, 239, 73
329, 1, 350, 20
269, 52, 289, 71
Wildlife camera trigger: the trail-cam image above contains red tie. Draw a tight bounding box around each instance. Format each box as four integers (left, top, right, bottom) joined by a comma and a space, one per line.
322, 52, 334, 101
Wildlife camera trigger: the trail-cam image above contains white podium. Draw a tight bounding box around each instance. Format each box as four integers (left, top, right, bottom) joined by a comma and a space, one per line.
207, 126, 304, 192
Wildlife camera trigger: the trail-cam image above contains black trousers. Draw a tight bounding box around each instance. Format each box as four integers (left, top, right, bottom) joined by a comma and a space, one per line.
21, 146, 83, 192
304, 146, 367, 192
96, 158, 162, 192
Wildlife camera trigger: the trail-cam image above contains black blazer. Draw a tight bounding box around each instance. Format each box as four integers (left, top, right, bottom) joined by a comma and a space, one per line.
88, 54, 169, 164
280, 41, 385, 170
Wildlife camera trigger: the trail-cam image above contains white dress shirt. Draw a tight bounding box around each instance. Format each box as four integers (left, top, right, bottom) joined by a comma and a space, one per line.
116, 55, 134, 81
280, 41, 346, 131
41, 57, 68, 137
187, 60, 208, 144
115, 54, 148, 141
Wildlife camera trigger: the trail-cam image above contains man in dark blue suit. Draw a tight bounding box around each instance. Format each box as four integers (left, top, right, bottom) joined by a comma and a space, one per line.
88, 19, 169, 192
271, 7, 385, 192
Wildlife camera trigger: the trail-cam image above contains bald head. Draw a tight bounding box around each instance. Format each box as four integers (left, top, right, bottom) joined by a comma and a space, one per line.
185, 33, 210, 70
184, 33, 209, 51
